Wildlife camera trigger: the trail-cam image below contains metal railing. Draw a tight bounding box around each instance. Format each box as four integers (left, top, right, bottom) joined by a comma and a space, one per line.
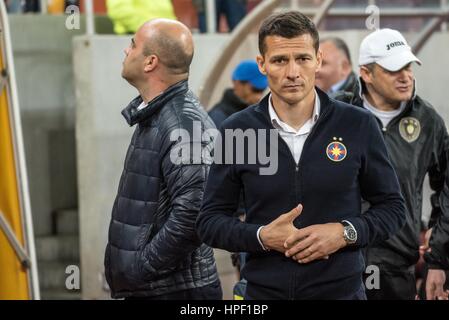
0, 211, 31, 268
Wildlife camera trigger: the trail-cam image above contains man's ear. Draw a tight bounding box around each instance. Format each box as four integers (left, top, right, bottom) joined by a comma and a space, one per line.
359, 66, 372, 84
256, 55, 266, 75
342, 59, 352, 75
144, 54, 158, 73
316, 49, 323, 70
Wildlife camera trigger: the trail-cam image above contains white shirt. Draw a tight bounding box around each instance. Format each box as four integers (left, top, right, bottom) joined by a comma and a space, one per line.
268, 92, 321, 164
257, 91, 320, 250
362, 96, 405, 129
329, 77, 347, 94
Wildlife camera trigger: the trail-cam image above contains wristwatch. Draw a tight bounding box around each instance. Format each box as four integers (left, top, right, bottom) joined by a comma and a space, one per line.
341, 220, 357, 245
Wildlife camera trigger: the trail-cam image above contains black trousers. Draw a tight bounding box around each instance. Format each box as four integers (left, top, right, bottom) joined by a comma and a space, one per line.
125, 280, 222, 300
364, 266, 416, 300
244, 282, 367, 300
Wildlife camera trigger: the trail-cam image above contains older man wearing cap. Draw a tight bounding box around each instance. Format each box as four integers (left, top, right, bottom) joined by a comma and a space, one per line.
334, 28, 449, 300
209, 60, 268, 127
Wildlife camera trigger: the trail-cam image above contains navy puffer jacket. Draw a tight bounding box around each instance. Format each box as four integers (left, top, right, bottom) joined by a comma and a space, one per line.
104, 80, 219, 298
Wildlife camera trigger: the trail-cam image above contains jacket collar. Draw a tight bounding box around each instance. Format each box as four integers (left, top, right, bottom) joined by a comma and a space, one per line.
122, 79, 189, 126
255, 86, 332, 125
222, 88, 248, 113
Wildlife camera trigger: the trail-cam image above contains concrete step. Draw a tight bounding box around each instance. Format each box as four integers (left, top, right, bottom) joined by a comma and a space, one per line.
35, 235, 80, 262
55, 208, 79, 235
213, 248, 236, 275
37, 261, 80, 291
40, 289, 82, 300
213, 249, 238, 300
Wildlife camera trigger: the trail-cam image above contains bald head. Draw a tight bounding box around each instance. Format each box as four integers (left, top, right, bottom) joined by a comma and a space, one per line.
139, 19, 194, 75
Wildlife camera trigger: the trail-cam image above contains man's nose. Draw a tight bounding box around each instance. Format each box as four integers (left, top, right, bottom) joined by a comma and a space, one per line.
398, 68, 413, 81
124, 47, 130, 55
286, 61, 300, 80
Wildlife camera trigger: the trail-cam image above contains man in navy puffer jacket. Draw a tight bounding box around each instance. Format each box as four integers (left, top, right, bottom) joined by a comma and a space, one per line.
104, 19, 221, 300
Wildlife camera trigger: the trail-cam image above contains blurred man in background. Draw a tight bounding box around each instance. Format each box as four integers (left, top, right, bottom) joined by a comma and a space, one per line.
315, 37, 357, 94
209, 60, 267, 127
4, 0, 22, 13
107, 0, 176, 35
193, 0, 248, 33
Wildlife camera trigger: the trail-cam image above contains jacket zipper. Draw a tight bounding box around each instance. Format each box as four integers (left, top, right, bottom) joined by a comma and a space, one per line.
384, 100, 414, 132
274, 105, 332, 204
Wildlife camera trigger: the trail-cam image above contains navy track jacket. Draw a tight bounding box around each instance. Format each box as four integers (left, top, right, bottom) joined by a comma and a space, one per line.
197, 88, 406, 299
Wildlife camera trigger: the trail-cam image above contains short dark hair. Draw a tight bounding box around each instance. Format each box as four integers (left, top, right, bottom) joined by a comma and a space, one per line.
143, 30, 193, 75
320, 37, 352, 64
362, 63, 376, 72
258, 11, 319, 56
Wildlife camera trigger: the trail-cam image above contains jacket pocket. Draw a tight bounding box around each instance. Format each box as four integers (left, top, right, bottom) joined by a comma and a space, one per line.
137, 224, 154, 249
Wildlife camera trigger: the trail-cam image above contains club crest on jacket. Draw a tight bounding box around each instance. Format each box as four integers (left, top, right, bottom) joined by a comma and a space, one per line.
326, 137, 347, 162
399, 117, 420, 143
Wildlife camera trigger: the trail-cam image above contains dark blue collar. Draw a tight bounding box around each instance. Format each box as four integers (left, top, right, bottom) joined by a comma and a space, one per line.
122, 79, 189, 126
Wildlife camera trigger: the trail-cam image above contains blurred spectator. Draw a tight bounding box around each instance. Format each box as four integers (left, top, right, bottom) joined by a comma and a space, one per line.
315, 37, 357, 94
23, 0, 39, 12
208, 60, 267, 127
106, 0, 176, 35
5, 0, 79, 13
47, 0, 63, 13
5, 0, 22, 13
193, 0, 247, 33
64, 0, 79, 8
46, 0, 79, 13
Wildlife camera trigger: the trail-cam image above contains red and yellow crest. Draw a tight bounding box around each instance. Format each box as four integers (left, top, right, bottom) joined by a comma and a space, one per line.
326, 139, 347, 162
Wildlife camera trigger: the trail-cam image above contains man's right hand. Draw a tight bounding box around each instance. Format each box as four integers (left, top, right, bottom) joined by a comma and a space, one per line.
259, 205, 303, 253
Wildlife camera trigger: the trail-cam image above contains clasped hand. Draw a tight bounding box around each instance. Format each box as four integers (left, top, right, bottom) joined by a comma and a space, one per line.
259, 204, 347, 264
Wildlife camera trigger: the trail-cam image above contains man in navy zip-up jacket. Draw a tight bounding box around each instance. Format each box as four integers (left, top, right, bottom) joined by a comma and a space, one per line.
196, 11, 405, 300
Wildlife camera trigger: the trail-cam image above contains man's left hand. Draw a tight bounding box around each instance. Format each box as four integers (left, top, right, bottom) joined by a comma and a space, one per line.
426, 269, 448, 300
284, 223, 347, 263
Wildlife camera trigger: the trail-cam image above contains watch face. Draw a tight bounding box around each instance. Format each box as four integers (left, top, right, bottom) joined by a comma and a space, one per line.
347, 228, 357, 241
344, 225, 357, 243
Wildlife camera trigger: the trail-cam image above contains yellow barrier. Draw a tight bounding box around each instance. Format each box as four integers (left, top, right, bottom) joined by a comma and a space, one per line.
0, 46, 29, 300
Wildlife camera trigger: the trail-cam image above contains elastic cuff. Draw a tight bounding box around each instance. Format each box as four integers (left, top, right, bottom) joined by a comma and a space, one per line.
426, 263, 448, 270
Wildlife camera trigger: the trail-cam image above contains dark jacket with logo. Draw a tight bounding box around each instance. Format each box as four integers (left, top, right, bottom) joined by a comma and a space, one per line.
104, 80, 219, 298
333, 79, 449, 270
197, 88, 405, 299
